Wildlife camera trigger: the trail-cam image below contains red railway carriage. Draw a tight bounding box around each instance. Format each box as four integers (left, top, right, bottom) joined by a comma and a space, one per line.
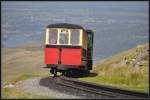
44, 23, 94, 76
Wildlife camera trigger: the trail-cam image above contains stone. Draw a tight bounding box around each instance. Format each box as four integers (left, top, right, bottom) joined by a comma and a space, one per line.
3, 83, 15, 88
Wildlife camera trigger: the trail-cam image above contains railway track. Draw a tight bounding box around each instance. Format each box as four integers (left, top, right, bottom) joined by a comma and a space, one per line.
53, 76, 148, 99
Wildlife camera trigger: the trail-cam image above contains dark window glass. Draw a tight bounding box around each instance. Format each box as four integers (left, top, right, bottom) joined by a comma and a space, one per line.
49, 29, 57, 44
88, 34, 92, 48
71, 30, 80, 45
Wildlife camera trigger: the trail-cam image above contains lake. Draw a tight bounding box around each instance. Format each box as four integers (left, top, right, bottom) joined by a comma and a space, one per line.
1, 1, 149, 63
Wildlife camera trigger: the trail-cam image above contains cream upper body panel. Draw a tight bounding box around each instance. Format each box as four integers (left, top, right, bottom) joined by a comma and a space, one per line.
45, 28, 87, 49
82, 30, 88, 50
45, 28, 49, 44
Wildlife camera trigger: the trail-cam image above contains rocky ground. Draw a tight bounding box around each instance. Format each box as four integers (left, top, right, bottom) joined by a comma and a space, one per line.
14, 77, 80, 99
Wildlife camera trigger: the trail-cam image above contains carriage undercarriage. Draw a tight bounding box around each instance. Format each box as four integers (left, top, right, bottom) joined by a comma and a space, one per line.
48, 65, 90, 77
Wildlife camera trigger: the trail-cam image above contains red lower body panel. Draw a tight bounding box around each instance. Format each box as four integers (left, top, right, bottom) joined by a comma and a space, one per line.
61, 48, 82, 65
45, 48, 59, 64
45, 47, 82, 66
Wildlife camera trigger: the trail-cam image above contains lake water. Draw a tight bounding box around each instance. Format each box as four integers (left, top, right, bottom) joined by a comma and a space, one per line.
1, 1, 149, 63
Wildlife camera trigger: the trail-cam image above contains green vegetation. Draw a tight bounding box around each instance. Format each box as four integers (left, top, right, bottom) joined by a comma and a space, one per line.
12, 74, 40, 84
2, 43, 49, 84
80, 43, 149, 92
1, 43, 51, 99
2, 87, 49, 99
2, 42, 149, 98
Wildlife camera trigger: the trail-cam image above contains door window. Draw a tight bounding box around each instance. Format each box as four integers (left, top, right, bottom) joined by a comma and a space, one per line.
59, 32, 69, 44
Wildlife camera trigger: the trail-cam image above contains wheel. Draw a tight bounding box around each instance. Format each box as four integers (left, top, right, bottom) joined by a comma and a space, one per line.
85, 70, 90, 74
61, 71, 65, 76
53, 69, 57, 77
50, 69, 54, 74
64, 70, 71, 77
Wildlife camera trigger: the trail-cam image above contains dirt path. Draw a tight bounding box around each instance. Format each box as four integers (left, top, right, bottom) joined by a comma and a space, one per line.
15, 77, 80, 99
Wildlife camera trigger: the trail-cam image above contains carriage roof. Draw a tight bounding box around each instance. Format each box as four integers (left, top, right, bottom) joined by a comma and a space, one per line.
46, 23, 84, 29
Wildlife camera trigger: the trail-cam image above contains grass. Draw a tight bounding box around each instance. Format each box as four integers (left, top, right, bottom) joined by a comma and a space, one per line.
2, 42, 149, 98
80, 43, 149, 92
11, 74, 41, 84
1, 87, 50, 99
1, 73, 54, 99
2, 43, 50, 83
1, 43, 51, 99
80, 66, 148, 92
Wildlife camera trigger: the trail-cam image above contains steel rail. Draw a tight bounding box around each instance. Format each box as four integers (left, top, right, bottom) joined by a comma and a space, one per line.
54, 76, 148, 99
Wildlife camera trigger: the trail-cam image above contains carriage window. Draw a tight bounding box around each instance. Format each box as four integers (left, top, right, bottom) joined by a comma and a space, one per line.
71, 30, 80, 45
59, 33, 69, 44
88, 33, 92, 48
49, 29, 57, 44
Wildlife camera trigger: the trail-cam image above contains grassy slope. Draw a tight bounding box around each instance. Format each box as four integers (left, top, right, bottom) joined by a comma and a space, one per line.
2, 43, 149, 98
80, 43, 149, 92
2, 87, 49, 99
1, 43, 51, 99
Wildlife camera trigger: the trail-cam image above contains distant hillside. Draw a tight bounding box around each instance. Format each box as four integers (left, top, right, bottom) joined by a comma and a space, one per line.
80, 43, 149, 92
1, 43, 48, 84
94, 43, 149, 71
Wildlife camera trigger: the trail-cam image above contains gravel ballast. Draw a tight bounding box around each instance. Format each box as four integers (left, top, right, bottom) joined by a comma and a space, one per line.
15, 77, 80, 99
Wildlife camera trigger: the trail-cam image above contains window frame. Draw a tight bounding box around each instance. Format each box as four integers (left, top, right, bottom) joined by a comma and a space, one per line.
70, 29, 81, 46
49, 28, 58, 45
45, 28, 83, 46
58, 28, 70, 45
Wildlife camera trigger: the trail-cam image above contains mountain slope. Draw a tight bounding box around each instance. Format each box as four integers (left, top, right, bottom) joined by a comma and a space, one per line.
80, 43, 149, 92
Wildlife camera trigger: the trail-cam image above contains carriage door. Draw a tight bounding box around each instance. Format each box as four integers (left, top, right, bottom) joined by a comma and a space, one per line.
58, 29, 70, 64
87, 31, 94, 70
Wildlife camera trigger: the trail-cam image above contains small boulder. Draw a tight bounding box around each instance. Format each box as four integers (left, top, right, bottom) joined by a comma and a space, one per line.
3, 83, 15, 88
